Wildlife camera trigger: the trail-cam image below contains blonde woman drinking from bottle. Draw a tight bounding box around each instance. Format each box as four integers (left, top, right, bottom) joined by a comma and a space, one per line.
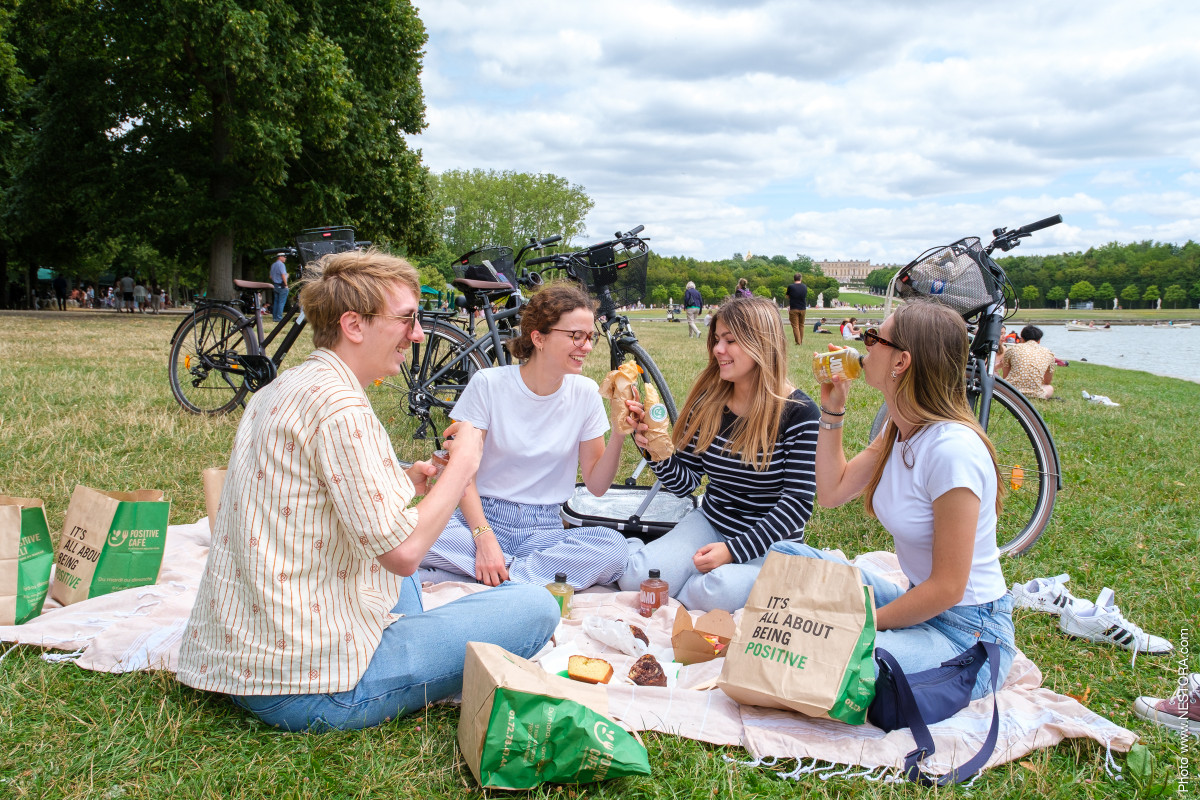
618, 296, 819, 612
771, 300, 1015, 698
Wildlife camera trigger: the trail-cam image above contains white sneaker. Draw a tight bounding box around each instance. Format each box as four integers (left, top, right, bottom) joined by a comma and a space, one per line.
1011, 573, 1081, 615
1059, 587, 1173, 665
1082, 390, 1121, 407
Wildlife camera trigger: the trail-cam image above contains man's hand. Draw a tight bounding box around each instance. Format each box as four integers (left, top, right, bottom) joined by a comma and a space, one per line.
474, 532, 509, 586
443, 420, 484, 468
405, 460, 438, 495
693, 542, 732, 573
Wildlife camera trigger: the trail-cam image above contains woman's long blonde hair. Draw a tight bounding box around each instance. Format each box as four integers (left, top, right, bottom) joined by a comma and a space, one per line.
863, 300, 1003, 517
672, 297, 796, 471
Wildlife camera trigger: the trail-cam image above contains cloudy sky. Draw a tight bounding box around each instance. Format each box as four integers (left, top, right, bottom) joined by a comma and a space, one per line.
412, 1, 1200, 265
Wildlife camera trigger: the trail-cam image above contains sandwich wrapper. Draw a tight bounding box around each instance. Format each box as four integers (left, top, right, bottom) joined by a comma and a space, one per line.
671, 607, 735, 665
599, 363, 674, 461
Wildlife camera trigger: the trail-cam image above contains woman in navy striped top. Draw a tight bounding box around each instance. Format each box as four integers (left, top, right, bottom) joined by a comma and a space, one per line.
618, 296, 819, 611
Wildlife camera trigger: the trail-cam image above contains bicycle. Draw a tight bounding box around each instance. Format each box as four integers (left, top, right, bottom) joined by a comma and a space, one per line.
369, 226, 678, 479
869, 215, 1065, 556
168, 226, 365, 414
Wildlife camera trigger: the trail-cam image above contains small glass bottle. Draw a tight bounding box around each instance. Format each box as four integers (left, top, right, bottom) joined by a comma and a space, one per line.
638, 569, 670, 618
546, 573, 574, 619
812, 347, 864, 384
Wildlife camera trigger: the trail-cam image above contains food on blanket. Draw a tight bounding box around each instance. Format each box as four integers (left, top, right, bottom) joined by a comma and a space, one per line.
598, 362, 640, 435
638, 569, 669, 617
702, 635, 727, 655
640, 383, 674, 461
568, 655, 613, 685
628, 654, 668, 687
629, 624, 650, 646
582, 616, 648, 656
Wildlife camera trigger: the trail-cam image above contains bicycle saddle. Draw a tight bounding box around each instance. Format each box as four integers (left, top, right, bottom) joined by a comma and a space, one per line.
452, 277, 512, 291
234, 279, 276, 290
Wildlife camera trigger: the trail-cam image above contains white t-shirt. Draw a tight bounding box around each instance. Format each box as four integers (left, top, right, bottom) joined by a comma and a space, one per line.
873, 422, 1006, 605
451, 366, 609, 505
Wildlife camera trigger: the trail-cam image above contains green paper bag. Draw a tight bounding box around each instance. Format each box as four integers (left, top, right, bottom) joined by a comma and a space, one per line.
50, 486, 170, 606
717, 551, 877, 724
0, 496, 55, 625
459, 642, 651, 790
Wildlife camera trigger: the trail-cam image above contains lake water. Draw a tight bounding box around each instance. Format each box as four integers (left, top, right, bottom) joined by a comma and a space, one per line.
1038, 324, 1200, 384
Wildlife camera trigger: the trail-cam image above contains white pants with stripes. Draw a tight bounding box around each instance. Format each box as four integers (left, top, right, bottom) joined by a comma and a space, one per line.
420, 496, 629, 589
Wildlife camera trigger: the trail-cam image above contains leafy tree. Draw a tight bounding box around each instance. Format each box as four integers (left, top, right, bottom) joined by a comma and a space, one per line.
865, 267, 899, 292
649, 285, 667, 306
1021, 285, 1040, 308
1191, 281, 1200, 302
1163, 284, 1187, 308
753, 286, 772, 299
1143, 284, 1160, 305
7, 0, 436, 299
1095, 282, 1116, 308
433, 169, 593, 258
1121, 283, 1142, 308
701, 285, 717, 304
1045, 286, 1066, 308
1069, 280, 1095, 302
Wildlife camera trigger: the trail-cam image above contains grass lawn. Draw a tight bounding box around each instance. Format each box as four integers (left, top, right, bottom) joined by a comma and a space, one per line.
1, 309, 1197, 798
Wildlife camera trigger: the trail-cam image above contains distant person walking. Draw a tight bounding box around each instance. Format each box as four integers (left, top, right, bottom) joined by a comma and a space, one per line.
52, 274, 68, 311
150, 284, 162, 314
119, 274, 136, 313
270, 254, 289, 322
784, 273, 808, 345
133, 281, 148, 313
683, 281, 703, 338
735, 278, 752, 298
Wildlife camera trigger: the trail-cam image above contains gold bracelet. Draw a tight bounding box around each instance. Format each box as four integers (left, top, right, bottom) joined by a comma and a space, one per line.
471, 524, 493, 540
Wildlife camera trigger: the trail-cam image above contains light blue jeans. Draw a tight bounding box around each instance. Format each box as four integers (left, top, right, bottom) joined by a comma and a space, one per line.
231, 575, 559, 731
618, 507, 768, 612
769, 542, 1015, 700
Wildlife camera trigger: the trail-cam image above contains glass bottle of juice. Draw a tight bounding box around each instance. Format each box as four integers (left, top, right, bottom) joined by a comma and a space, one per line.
638, 569, 670, 618
812, 347, 864, 384
546, 573, 573, 618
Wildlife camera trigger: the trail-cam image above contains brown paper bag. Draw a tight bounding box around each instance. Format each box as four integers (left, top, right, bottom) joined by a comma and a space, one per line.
598, 362, 640, 435
201, 468, 227, 532
50, 486, 170, 607
458, 642, 650, 789
716, 551, 877, 724
640, 382, 674, 461
1, 496, 55, 625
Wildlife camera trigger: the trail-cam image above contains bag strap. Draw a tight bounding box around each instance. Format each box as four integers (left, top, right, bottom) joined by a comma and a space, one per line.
877, 641, 1002, 786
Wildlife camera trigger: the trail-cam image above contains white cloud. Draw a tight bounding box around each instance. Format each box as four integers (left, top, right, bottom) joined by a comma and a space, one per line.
414, 0, 1200, 260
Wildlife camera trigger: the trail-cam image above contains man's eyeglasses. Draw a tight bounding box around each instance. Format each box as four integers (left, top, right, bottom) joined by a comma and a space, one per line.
550, 329, 597, 347
862, 326, 902, 350
364, 312, 421, 328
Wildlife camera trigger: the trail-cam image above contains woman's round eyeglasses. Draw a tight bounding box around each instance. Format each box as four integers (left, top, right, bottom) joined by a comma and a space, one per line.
551, 329, 597, 347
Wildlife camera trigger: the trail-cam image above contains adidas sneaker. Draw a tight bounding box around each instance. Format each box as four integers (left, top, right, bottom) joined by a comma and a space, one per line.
1010, 573, 1079, 615
1059, 587, 1173, 664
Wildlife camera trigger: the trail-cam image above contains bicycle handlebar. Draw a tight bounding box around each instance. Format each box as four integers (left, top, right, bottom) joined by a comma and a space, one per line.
1015, 215, 1062, 235
525, 254, 559, 266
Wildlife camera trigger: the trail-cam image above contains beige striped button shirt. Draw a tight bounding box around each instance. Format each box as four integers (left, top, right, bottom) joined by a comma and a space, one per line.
177, 349, 418, 695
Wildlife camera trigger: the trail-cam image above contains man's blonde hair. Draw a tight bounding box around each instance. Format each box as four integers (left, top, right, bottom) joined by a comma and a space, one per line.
299, 249, 420, 349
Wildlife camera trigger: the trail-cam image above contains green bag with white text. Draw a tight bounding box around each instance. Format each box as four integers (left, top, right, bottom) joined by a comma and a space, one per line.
0, 496, 55, 625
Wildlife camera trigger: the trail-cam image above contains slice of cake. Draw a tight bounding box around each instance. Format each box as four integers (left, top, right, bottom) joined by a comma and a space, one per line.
568, 655, 613, 685
629, 624, 650, 646
628, 654, 667, 687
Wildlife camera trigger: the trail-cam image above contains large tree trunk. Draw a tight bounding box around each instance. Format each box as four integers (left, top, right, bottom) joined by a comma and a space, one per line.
208, 225, 235, 300
205, 81, 236, 300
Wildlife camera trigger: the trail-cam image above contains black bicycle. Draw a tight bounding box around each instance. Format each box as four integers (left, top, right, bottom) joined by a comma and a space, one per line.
870, 215, 1065, 556
369, 226, 678, 475
168, 226, 365, 414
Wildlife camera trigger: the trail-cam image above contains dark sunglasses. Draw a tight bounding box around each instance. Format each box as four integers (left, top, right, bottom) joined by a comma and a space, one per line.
862, 326, 902, 350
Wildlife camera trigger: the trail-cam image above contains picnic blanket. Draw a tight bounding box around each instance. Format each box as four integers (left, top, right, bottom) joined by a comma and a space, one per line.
0, 518, 1137, 781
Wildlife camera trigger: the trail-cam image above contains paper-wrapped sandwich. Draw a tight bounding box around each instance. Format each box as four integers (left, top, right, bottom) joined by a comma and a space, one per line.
599, 364, 674, 461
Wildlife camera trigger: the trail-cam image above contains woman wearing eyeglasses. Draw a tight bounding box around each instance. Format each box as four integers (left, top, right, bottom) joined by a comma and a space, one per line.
617, 296, 820, 612
419, 282, 633, 589
771, 300, 1015, 699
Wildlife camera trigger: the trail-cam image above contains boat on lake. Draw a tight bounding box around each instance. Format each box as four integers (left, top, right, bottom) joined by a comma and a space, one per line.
1153, 321, 1193, 329
1065, 322, 1105, 331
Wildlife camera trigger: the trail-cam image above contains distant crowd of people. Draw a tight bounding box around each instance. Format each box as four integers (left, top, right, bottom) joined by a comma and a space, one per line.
27, 274, 176, 313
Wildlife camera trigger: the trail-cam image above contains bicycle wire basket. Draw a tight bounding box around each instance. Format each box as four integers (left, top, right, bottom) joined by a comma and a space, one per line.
885, 237, 1004, 319
294, 227, 359, 276
581, 238, 649, 309
453, 246, 516, 287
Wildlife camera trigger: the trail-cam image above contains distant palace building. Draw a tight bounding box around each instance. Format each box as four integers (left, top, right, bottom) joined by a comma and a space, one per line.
817, 259, 874, 284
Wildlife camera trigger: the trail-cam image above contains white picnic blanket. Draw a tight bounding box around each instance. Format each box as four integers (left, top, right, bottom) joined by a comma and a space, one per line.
1, 519, 1136, 780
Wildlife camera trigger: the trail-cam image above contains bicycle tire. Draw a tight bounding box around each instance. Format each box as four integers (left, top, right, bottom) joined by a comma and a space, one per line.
614, 341, 678, 423
868, 378, 1057, 556
169, 306, 256, 414
368, 322, 489, 467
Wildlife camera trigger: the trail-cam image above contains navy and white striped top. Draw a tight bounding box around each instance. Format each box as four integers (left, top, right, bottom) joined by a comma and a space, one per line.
652, 388, 819, 563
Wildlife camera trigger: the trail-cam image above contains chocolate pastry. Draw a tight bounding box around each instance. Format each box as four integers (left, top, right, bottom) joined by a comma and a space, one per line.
628, 653, 667, 687
629, 624, 650, 646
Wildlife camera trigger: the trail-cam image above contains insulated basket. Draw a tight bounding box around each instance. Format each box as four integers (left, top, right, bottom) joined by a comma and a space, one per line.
886, 237, 1004, 319
295, 227, 359, 272
454, 246, 517, 287
561, 483, 698, 541
581, 239, 649, 309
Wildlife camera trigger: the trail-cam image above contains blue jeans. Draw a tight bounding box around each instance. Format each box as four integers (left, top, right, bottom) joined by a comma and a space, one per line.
272, 284, 288, 322
618, 507, 767, 612
769, 542, 1015, 700
231, 575, 559, 731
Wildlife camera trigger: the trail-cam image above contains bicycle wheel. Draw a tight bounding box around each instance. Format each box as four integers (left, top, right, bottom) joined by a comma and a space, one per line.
868, 379, 1057, 556
368, 322, 489, 467
169, 306, 255, 414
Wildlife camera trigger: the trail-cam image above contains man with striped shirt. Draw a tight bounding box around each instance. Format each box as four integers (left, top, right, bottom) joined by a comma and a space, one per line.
177, 250, 559, 731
